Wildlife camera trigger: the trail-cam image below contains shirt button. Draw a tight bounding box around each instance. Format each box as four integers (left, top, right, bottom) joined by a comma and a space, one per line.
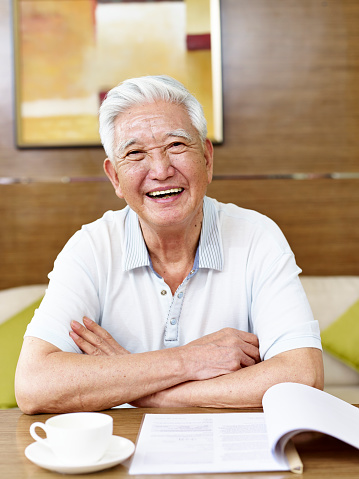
190, 270, 195, 275
177, 292, 183, 298
161, 290, 167, 295
170, 319, 177, 325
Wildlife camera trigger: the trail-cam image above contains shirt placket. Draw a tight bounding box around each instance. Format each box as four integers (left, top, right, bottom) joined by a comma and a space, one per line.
164, 269, 196, 348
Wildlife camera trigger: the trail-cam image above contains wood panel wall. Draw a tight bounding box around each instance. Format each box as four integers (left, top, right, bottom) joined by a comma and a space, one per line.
1, 0, 359, 290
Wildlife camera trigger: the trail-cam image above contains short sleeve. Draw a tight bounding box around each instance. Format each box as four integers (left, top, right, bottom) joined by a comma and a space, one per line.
25, 229, 103, 353
247, 217, 322, 360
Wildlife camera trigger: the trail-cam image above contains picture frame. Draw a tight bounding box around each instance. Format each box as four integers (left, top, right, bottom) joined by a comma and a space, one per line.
13, 0, 223, 148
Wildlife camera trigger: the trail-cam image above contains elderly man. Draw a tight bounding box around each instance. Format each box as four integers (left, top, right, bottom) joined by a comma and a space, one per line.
15, 76, 323, 414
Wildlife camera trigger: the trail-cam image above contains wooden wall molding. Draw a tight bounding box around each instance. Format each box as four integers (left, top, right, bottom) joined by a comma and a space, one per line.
1, 0, 358, 288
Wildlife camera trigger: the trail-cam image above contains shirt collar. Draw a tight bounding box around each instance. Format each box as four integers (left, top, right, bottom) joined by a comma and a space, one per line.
199, 196, 223, 271
123, 207, 150, 271
123, 196, 223, 272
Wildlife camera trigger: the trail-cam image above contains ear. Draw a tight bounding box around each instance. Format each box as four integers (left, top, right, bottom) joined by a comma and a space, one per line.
103, 158, 124, 199
203, 139, 214, 184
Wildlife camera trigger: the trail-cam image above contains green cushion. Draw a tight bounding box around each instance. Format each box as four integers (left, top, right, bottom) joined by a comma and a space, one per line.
321, 299, 359, 373
0, 297, 43, 408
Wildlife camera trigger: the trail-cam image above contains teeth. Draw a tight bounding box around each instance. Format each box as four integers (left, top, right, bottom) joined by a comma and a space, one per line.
148, 188, 183, 197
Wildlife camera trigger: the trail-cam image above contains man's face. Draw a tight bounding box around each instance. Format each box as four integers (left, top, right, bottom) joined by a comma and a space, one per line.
104, 101, 213, 231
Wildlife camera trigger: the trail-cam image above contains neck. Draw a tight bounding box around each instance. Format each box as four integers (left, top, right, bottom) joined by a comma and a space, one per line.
139, 213, 202, 294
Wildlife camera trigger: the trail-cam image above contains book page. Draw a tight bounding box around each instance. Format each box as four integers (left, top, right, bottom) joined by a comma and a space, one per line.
263, 382, 359, 459
129, 413, 289, 475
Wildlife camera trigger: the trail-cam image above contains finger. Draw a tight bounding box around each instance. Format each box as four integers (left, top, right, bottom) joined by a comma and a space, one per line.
207, 328, 259, 348
234, 330, 259, 347
238, 341, 261, 363
69, 330, 105, 356
82, 317, 129, 355
70, 320, 117, 356
239, 352, 257, 367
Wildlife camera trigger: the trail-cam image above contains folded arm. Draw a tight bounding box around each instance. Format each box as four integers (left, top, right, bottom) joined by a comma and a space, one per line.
69, 319, 324, 408
132, 347, 324, 408
15, 319, 259, 414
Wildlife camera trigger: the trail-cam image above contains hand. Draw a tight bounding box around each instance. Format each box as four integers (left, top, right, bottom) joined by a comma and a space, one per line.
188, 328, 259, 362
182, 328, 260, 381
70, 317, 130, 356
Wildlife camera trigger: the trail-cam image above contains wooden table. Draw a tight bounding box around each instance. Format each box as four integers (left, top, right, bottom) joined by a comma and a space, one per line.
1, 407, 359, 478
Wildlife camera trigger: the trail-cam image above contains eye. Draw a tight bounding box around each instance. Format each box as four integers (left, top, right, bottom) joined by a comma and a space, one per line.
126, 150, 145, 160
168, 141, 186, 152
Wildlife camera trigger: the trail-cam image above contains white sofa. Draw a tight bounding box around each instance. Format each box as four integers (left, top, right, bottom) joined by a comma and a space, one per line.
1, 277, 359, 404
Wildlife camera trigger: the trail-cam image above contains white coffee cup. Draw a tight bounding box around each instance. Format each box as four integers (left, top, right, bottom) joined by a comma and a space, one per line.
29, 412, 113, 465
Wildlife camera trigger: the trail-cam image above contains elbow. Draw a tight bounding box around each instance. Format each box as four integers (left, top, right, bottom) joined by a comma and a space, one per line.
15, 384, 58, 415
15, 366, 52, 415
276, 347, 324, 392
311, 349, 324, 391
15, 390, 37, 416
15, 338, 68, 414
16, 398, 41, 416
15, 375, 42, 415
304, 364, 324, 391
311, 363, 325, 391
299, 347, 325, 391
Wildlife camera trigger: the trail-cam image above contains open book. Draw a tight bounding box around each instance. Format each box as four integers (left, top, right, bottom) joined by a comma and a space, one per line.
129, 382, 359, 475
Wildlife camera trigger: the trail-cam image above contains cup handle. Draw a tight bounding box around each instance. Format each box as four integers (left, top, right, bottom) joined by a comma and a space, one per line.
29, 422, 49, 446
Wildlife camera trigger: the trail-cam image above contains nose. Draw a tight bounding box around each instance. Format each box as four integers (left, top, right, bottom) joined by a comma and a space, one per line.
148, 148, 175, 180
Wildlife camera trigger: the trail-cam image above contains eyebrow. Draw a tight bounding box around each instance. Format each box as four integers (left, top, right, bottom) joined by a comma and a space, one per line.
165, 129, 193, 142
114, 138, 138, 157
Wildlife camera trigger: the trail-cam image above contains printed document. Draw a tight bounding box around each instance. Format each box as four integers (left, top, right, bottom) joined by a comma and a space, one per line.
129, 412, 290, 474
129, 382, 359, 475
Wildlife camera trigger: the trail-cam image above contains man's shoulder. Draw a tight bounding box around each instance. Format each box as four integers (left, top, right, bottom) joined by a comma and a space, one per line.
81, 207, 129, 234
60, 207, 129, 255
207, 197, 290, 252
208, 197, 274, 227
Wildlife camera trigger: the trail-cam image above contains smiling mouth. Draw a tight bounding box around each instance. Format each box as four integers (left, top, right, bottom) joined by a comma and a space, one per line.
147, 188, 184, 199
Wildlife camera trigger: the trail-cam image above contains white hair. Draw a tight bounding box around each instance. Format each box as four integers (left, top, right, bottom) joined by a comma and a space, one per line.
99, 75, 207, 162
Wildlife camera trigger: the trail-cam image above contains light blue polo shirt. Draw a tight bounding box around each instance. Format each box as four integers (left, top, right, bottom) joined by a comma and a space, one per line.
25, 196, 322, 359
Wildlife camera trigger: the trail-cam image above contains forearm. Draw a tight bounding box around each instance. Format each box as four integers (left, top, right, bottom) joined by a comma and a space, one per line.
15, 338, 193, 414
133, 348, 324, 408
16, 327, 255, 414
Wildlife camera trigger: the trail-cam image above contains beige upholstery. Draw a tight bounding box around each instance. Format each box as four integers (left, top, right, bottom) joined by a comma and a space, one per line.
0, 285, 47, 325
300, 276, 359, 403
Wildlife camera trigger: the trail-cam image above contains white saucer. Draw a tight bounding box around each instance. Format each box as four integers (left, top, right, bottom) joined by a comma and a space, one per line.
25, 435, 135, 474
